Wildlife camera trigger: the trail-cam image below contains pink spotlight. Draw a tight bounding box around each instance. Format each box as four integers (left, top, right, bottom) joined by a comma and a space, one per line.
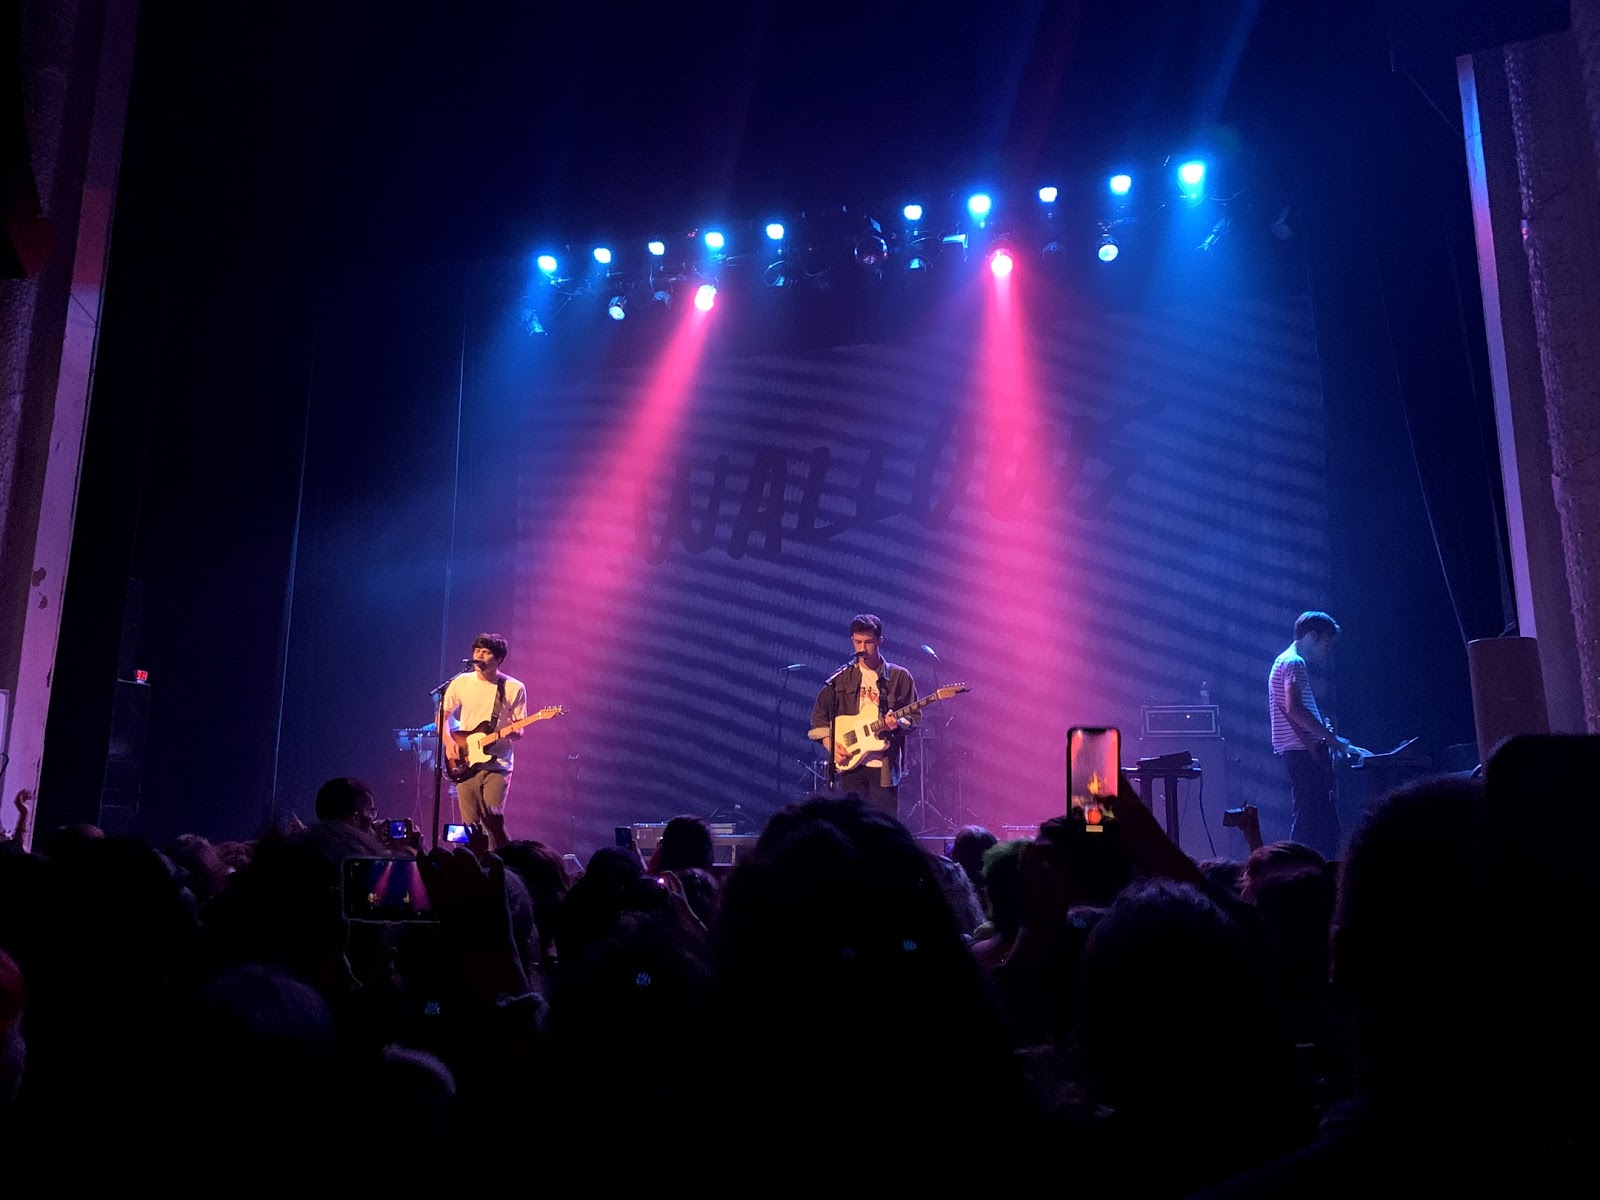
694, 283, 717, 312
988, 249, 1014, 278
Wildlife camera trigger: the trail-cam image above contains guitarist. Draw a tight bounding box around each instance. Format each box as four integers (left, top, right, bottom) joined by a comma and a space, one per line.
1268, 611, 1352, 859
808, 614, 918, 819
441, 633, 528, 849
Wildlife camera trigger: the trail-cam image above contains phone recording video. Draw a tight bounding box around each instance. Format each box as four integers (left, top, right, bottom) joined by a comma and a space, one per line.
442, 823, 471, 845
1068, 726, 1121, 831
385, 818, 414, 841
341, 856, 439, 922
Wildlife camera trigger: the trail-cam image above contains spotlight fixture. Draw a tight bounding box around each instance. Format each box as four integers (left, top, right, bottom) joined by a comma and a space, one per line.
988, 247, 1014, 277
648, 240, 666, 256
854, 217, 889, 274
1109, 173, 1132, 196
966, 193, 993, 220
536, 253, 558, 274
1177, 160, 1207, 204
903, 203, 924, 222
1037, 185, 1059, 204
765, 222, 785, 241
593, 246, 613, 265
704, 230, 726, 251
607, 294, 627, 320
694, 283, 717, 311
1097, 232, 1120, 263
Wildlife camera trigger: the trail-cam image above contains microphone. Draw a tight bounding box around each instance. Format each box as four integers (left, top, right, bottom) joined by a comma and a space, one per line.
920, 644, 939, 660
782, 663, 806, 671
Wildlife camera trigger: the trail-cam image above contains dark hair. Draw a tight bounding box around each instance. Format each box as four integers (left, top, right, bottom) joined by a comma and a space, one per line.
980, 838, 1029, 939
658, 816, 714, 873
848, 613, 883, 639
1294, 611, 1340, 640
314, 777, 374, 824
472, 632, 509, 660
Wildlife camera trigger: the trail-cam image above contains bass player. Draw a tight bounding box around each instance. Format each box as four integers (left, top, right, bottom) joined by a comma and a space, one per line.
808, 613, 918, 819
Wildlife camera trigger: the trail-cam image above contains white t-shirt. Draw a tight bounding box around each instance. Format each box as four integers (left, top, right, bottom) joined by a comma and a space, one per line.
857, 664, 885, 769
442, 671, 528, 770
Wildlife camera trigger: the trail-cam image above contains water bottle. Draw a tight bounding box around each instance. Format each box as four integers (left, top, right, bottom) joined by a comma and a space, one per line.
1200, 680, 1211, 705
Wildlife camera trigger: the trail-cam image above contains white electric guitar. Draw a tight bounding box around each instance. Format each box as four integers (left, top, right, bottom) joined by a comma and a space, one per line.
445, 705, 564, 781
833, 685, 970, 772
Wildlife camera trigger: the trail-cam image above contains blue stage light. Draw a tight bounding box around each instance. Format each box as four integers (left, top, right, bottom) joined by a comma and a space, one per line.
1178, 160, 1206, 186
1097, 234, 1120, 263
704, 230, 726, 250
903, 203, 923, 222
694, 283, 717, 311
1109, 173, 1132, 196
647, 240, 666, 256
607, 295, 627, 321
765, 222, 785, 241
1038, 185, 1058, 204
592, 246, 613, 265
966, 193, 992, 219
536, 254, 557, 274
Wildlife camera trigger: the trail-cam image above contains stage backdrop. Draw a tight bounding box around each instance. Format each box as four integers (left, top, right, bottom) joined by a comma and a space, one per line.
507, 294, 1329, 858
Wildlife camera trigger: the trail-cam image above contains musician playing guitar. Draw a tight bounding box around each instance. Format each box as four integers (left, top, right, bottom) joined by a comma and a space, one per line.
808, 614, 918, 820
441, 633, 528, 850
1268, 611, 1356, 859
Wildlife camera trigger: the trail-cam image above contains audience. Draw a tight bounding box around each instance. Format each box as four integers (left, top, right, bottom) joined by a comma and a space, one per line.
0, 734, 1588, 1189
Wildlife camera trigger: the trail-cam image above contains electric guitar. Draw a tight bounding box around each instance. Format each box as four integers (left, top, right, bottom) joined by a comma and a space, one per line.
445, 705, 564, 782
832, 685, 969, 772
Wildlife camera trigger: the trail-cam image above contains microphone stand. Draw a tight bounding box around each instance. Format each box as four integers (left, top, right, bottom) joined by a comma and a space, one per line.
429, 666, 469, 849
822, 654, 859, 790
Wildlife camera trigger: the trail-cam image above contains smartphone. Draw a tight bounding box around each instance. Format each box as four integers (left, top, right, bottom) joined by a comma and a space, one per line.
1068, 726, 1121, 831
385, 818, 414, 841
341, 856, 439, 922
614, 825, 634, 848
442, 823, 471, 845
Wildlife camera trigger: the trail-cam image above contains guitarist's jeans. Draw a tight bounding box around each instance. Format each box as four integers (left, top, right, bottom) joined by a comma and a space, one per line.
457, 769, 511, 847
833, 766, 899, 822
1281, 748, 1339, 860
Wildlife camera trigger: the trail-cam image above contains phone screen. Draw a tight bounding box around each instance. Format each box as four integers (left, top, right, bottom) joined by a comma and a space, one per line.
341, 857, 439, 922
386, 819, 411, 840
442, 823, 470, 845
1068, 726, 1121, 830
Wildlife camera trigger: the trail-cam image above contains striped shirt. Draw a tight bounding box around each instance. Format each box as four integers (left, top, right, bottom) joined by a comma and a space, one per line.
1268, 646, 1324, 753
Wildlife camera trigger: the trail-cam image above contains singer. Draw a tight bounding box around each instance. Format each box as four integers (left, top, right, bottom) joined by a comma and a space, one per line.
439, 632, 528, 849
807, 613, 918, 819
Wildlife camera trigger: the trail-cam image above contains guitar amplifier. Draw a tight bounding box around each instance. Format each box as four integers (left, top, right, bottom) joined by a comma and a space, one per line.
1141, 705, 1221, 737
1139, 705, 1230, 860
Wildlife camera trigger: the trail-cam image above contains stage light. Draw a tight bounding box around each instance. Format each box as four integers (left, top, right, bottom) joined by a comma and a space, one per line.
765, 222, 785, 241
1097, 233, 1120, 262
903, 203, 923, 222
855, 218, 888, 273
647, 240, 666, 256
988, 248, 1014, 277
536, 253, 558, 274
694, 283, 717, 311
967, 193, 992, 219
1038, 185, 1058, 204
607, 295, 627, 320
1109, 173, 1132, 196
593, 246, 613, 265
907, 254, 929, 271
704, 230, 726, 250
1178, 160, 1206, 187
652, 286, 672, 306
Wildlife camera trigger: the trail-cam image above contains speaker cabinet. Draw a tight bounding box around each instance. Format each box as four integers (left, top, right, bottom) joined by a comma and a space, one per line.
1467, 637, 1550, 765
